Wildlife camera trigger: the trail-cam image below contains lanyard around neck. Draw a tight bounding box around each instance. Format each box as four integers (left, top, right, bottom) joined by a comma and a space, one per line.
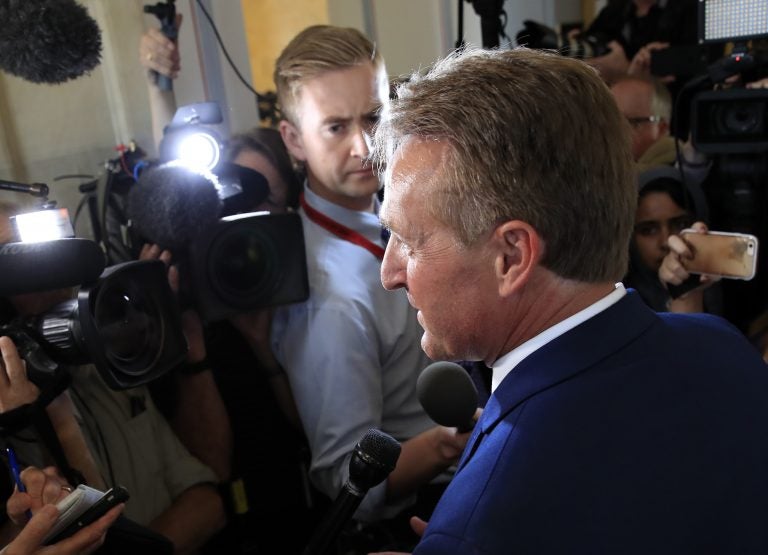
300, 192, 385, 261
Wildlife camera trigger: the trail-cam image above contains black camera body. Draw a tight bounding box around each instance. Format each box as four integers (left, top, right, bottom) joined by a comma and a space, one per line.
692, 88, 768, 154
183, 211, 309, 323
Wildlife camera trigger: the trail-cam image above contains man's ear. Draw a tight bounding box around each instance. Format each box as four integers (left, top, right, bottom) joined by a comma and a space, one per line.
279, 120, 307, 162
492, 220, 543, 297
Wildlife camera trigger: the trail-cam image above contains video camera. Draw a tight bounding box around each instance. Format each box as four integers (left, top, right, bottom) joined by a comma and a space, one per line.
0, 190, 187, 397
126, 101, 309, 323
688, 0, 768, 155
515, 20, 612, 59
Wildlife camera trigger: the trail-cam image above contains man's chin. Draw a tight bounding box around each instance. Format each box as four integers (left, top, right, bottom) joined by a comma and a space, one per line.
421, 334, 454, 362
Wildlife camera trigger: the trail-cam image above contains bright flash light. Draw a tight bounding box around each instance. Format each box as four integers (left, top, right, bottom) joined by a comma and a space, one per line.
176, 131, 221, 171
12, 208, 75, 243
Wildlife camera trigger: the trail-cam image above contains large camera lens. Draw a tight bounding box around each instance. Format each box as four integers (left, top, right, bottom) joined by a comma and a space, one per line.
93, 275, 164, 376
188, 212, 308, 322
713, 101, 765, 137
206, 222, 281, 305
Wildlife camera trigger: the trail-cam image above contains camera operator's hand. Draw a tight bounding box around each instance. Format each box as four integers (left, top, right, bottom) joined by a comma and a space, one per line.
628, 41, 675, 83
139, 14, 183, 82
587, 40, 629, 85
747, 77, 768, 89
229, 309, 302, 430
138, 244, 206, 363
138, 244, 232, 481
0, 337, 40, 413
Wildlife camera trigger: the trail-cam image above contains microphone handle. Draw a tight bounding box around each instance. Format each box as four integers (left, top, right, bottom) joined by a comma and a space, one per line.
302, 486, 364, 555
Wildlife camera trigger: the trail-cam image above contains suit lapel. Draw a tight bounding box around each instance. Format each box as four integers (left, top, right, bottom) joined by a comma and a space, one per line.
458, 292, 658, 471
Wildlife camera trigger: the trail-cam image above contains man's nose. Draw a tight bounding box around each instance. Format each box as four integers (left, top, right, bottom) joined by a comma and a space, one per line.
381, 240, 405, 291
350, 126, 370, 159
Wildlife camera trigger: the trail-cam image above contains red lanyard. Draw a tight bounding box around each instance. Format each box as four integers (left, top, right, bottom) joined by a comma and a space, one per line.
300, 192, 385, 260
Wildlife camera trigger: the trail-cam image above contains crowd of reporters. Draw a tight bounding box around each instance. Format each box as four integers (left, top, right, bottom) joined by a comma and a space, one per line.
1, 0, 768, 553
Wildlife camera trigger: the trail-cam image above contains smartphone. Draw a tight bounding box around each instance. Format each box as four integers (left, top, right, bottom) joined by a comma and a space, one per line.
679, 229, 759, 280
44, 485, 129, 545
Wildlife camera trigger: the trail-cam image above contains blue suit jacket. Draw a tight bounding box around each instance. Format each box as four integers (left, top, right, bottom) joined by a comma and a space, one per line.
415, 292, 768, 554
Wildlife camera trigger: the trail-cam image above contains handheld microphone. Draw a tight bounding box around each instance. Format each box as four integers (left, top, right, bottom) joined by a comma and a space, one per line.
417, 361, 479, 433
302, 428, 401, 555
0, 238, 106, 296
0, 0, 102, 84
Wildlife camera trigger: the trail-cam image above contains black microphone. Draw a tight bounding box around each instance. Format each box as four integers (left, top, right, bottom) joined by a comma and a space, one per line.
0, 238, 106, 296
0, 0, 102, 84
302, 428, 401, 555
0, 179, 49, 198
127, 162, 223, 250
417, 361, 479, 433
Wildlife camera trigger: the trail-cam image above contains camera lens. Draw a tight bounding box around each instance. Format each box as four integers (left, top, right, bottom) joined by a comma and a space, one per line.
206, 221, 280, 306
93, 276, 164, 376
713, 101, 765, 137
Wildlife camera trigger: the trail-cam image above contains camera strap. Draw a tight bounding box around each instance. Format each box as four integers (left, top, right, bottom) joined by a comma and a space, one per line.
299, 192, 385, 261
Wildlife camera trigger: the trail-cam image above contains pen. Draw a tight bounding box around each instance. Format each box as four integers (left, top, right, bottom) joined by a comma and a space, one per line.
6, 446, 32, 520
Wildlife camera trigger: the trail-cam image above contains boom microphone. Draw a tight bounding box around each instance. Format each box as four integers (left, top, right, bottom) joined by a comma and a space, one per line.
417, 361, 479, 433
127, 162, 223, 250
302, 428, 401, 555
0, 0, 102, 84
127, 161, 270, 250
0, 238, 106, 296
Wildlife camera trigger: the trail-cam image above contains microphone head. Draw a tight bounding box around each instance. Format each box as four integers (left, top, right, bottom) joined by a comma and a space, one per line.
127, 162, 223, 250
0, 238, 106, 296
0, 0, 102, 84
417, 361, 479, 428
348, 428, 401, 493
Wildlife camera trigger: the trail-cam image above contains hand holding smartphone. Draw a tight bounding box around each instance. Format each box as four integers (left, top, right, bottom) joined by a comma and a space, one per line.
679, 229, 758, 280
42, 484, 129, 545
667, 229, 759, 299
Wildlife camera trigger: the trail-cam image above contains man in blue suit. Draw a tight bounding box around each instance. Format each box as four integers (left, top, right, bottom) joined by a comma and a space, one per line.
371, 46, 768, 554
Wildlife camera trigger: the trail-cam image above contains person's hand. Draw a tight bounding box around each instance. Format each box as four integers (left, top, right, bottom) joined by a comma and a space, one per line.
658, 221, 715, 288
586, 40, 630, 85
432, 408, 482, 464
628, 41, 674, 82
0, 336, 40, 413
368, 516, 428, 555
747, 77, 768, 89
6, 466, 72, 527
139, 244, 206, 363
139, 14, 183, 80
229, 309, 275, 366
0, 502, 123, 555
659, 222, 719, 314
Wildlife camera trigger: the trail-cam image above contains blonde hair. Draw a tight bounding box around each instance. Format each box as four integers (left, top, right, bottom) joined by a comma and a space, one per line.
374, 47, 636, 283
274, 25, 383, 125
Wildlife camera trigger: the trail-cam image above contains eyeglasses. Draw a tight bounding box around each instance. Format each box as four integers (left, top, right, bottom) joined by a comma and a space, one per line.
626, 115, 664, 128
